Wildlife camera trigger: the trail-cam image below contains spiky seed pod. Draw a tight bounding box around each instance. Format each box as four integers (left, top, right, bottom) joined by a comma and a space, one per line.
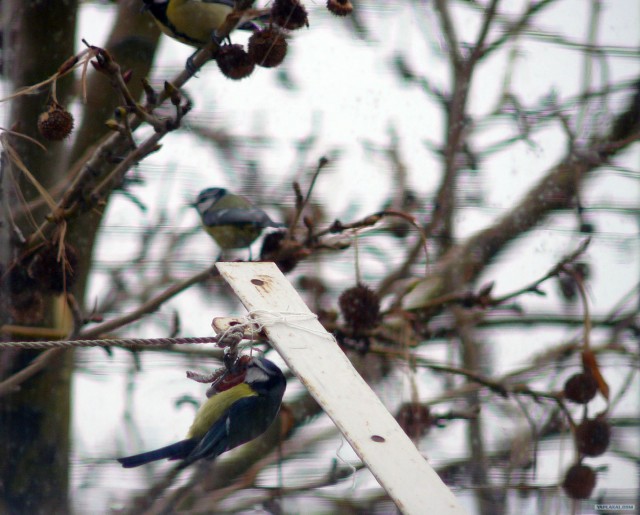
396, 402, 431, 439
563, 372, 598, 404
338, 283, 381, 334
9, 290, 45, 325
272, 0, 309, 30
327, 0, 353, 16
260, 230, 304, 274
38, 102, 74, 140
3, 264, 42, 322
248, 28, 288, 68
6, 264, 36, 296
562, 463, 596, 499
260, 230, 286, 257
576, 416, 611, 457
216, 44, 255, 80
28, 243, 79, 294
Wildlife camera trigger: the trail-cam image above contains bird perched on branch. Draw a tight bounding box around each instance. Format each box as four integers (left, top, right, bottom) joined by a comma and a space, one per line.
118, 356, 286, 468
193, 187, 285, 252
141, 0, 261, 48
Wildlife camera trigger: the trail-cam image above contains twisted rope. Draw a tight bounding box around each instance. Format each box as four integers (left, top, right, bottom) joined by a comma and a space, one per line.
0, 336, 220, 350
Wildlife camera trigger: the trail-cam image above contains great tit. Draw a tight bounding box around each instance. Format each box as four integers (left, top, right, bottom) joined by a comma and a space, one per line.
142, 0, 258, 48
193, 187, 285, 250
118, 356, 286, 468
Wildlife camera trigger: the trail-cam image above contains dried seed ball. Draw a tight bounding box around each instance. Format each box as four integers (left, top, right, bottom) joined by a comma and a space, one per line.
260, 230, 301, 274
260, 230, 286, 257
396, 402, 431, 439
29, 243, 79, 294
576, 416, 611, 457
272, 0, 309, 30
6, 263, 37, 296
9, 290, 45, 325
38, 103, 74, 141
562, 463, 596, 499
216, 44, 255, 80
327, 0, 353, 16
338, 283, 381, 333
4, 264, 44, 323
563, 372, 598, 404
248, 28, 288, 68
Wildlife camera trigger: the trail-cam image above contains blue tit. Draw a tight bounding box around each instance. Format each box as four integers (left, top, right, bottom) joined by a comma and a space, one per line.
193, 187, 285, 250
118, 356, 286, 468
142, 0, 258, 48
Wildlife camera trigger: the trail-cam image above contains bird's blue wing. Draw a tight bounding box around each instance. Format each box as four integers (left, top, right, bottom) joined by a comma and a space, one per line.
185, 394, 278, 464
201, 0, 236, 6
202, 207, 283, 228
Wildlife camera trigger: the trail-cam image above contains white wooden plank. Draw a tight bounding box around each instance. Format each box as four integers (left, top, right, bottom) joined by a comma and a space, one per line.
215, 262, 466, 515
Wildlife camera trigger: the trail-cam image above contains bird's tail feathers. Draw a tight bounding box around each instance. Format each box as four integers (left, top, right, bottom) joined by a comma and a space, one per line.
117, 439, 197, 468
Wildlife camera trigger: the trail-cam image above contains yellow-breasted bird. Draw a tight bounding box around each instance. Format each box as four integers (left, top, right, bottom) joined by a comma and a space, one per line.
118, 356, 286, 468
193, 187, 285, 250
141, 0, 259, 48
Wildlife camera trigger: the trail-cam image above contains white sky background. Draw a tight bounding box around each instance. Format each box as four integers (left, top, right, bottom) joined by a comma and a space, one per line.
62, 1, 640, 512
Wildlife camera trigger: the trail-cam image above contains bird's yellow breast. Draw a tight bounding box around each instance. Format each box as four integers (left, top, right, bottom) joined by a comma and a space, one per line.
187, 382, 257, 438
204, 224, 263, 249
165, 0, 234, 47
